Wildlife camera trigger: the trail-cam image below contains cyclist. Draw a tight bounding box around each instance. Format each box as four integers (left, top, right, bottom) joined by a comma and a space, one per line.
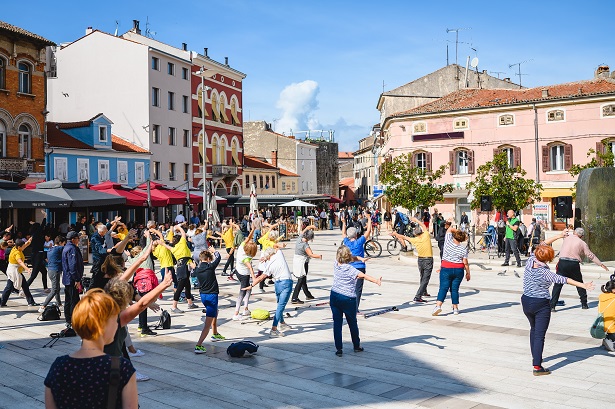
392, 208, 411, 252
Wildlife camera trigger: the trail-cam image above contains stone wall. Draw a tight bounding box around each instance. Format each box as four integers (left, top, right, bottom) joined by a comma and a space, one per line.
314, 141, 339, 196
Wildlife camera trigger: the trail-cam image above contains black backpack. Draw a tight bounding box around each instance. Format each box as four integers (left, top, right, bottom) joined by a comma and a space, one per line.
227, 341, 259, 358
38, 304, 61, 321
154, 310, 171, 329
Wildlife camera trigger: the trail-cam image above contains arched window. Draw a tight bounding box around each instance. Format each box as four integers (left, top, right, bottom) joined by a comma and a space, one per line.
0, 56, 6, 90
219, 137, 227, 165
219, 94, 229, 123
230, 97, 240, 125
18, 62, 32, 94
211, 136, 219, 165
211, 92, 220, 121
18, 124, 31, 158
0, 120, 5, 157
231, 139, 240, 165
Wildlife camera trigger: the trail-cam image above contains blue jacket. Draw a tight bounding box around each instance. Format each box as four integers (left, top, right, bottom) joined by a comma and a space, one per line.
62, 242, 83, 286
47, 245, 64, 272
90, 233, 106, 264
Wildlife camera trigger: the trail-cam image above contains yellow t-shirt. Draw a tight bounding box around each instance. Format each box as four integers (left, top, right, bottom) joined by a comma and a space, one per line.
171, 237, 192, 260
599, 292, 615, 334
222, 228, 234, 249
115, 231, 127, 241
408, 232, 433, 258
153, 245, 174, 268
166, 229, 174, 242
8, 249, 25, 273
258, 231, 277, 251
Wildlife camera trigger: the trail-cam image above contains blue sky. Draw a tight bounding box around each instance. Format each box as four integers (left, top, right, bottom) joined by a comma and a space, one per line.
4, 1, 614, 151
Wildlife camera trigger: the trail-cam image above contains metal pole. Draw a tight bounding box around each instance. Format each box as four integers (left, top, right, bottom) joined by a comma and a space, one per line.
146, 179, 151, 222
201, 70, 208, 223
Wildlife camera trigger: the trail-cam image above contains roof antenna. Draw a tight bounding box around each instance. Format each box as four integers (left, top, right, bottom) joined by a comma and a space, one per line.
114, 20, 120, 36
508, 59, 533, 89
145, 17, 157, 38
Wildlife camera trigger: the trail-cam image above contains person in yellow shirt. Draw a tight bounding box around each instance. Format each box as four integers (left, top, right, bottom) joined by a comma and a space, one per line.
407, 217, 434, 304
221, 221, 235, 277
599, 275, 615, 352
150, 229, 176, 287
1, 238, 37, 306
256, 221, 286, 292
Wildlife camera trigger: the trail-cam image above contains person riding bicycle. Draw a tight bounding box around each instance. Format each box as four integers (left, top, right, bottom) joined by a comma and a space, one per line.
392, 208, 411, 252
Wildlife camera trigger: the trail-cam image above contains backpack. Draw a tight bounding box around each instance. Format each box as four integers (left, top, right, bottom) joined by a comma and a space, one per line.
353, 220, 364, 236
226, 341, 259, 358
398, 212, 409, 225
38, 304, 61, 321
251, 309, 270, 320
154, 310, 171, 330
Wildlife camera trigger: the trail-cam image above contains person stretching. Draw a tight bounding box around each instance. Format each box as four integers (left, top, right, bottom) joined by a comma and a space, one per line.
291, 225, 322, 304
341, 213, 372, 312
193, 248, 225, 354
232, 228, 258, 320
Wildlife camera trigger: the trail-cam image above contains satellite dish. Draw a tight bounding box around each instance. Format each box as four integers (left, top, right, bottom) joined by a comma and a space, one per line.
470, 57, 479, 68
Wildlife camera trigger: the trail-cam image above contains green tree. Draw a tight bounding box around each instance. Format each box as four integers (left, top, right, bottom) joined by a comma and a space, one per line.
466, 152, 542, 212
568, 145, 614, 199
380, 153, 453, 211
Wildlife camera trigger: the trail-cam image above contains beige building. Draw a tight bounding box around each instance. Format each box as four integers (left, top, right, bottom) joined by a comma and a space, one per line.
338, 151, 354, 179
354, 135, 375, 203
244, 155, 279, 195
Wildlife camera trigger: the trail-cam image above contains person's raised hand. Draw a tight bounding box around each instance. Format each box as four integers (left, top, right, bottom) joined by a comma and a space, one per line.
128, 228, 138, 238
376, 276, 382, 286
585, 281, 595, 291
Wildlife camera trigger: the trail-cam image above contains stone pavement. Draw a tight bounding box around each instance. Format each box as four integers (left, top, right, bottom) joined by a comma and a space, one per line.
0, 229, 613, 409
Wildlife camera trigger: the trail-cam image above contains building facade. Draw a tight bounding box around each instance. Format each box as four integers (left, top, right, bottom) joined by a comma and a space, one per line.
314, 140, 339, 196
354, 135, 375, 203
0, 21, 54, 182
338, 151, 354, 179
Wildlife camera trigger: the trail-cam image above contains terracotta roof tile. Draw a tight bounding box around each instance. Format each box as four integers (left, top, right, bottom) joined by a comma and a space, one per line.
112, 135, 149, 153
393, 78, 615, 117
339, 177, 354, 188
244, 155, 278, 170
279, 168, 299, 177
0, 20, 55, 45
338, 151, 354, 159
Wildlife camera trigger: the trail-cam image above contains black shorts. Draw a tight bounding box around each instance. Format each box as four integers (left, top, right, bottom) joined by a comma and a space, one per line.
237, 273, 251, 289
396, 223, 407, 235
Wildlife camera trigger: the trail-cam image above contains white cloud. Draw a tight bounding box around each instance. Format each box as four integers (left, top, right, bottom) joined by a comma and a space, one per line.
275, 80, 320, 133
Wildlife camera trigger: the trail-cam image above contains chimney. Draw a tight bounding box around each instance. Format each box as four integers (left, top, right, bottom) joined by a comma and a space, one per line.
203, 48, 208, 57
595, 65, 610, 78
271, 151, 278, 167
542, 88, 549, 98
132, 20, 141, 34
85, 27, 93, 35
504, 77, 511, 82
225, 57, 229, 65
181, 43, 187, 51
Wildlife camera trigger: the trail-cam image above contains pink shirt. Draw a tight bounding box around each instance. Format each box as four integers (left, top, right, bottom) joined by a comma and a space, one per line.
559, 234, 601, 265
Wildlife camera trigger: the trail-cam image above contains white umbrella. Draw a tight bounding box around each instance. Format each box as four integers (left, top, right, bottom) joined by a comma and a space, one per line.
279, 199, 316, 207
208, 181, 220, 223
249, 184, 258, 214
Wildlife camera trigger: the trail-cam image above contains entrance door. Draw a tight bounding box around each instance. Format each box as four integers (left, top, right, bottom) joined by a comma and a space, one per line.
456, 198, 471, 226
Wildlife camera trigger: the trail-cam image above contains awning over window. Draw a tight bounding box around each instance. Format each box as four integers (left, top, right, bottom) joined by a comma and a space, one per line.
0, 180, 71, 209
90, 181, 166, 207
32, 180, 126, 207
541, 188, 575, 198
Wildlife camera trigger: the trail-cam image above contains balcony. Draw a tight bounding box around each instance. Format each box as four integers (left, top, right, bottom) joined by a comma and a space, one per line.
212, 165, 238, 177
0, 158, 34, 173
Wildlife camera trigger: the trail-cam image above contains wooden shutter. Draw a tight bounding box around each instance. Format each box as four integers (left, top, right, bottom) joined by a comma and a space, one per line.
449, 151, 456, 175
513, 146, 521, 168
468, 150, 475, 174
564, 144, 573, 170
541, 146, 549, 172
198, 87, 209, 117
596, 141, 605, 166
211, 94, 219, 121
426, 151, 432, 172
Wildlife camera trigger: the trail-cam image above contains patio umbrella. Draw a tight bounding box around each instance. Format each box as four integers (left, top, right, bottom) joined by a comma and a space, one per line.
249, 184, 258, 214
208, 181, 220, 223
278, 199, 316, 207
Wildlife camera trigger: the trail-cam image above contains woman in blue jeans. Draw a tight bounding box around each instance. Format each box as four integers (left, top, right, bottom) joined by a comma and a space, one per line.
433, 225, 470, 316
246, 247, 294, 337
330, 245, 382, 357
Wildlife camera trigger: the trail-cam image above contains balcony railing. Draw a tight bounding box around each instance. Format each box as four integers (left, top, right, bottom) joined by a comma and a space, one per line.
0, 158, 33, 172
212, 165, 238, 177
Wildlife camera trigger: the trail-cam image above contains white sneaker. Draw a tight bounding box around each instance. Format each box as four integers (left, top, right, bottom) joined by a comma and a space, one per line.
232, 314, 243, 321
38, 306, 45, 314
432, 305, 442, 316
270, 329, 285, 337
242, 309, 251, 316
135, 371, 150, 382
453, 308, 459, 315
128, 349, 145, 358
279, 322, 293, 331
603, 338, 615, 352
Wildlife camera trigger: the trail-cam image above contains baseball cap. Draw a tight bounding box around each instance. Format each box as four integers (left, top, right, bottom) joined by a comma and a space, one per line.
66, 231, 79, 240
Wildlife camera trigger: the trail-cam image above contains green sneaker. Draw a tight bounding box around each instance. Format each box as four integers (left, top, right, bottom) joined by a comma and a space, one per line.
194, 344, 207, 354
211, 333, 225, 341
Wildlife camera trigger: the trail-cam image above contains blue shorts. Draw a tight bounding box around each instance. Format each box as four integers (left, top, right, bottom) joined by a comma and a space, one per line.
200, 293, 219, 318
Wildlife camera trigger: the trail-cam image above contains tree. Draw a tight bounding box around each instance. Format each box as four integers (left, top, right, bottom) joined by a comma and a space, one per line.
466, 152, 542, 212
380, 153, 453, 211
568, 145, 614, 199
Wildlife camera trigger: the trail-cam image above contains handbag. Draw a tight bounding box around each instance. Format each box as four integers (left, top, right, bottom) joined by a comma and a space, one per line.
38, 304, 61, 321
154, 310, 171, 330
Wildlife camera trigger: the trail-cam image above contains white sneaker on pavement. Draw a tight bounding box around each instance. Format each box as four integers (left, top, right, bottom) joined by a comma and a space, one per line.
135, 371, 150, 382
128, 349, 145, 358
432, 305, 442, 316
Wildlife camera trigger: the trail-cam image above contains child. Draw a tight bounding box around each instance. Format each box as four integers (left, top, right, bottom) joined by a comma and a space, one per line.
192, 248, 224, 354
599, 275, 615, 352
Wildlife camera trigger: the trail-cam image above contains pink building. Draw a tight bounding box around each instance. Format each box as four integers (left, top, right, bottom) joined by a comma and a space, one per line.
380, 74, 615, 230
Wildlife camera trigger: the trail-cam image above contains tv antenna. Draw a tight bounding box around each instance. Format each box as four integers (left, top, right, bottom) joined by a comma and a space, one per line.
446, 27, 471, 68
490, 71, 506, 79
508, 59, 533, 88
145, 17, 157, 38
114, 20, 120, 36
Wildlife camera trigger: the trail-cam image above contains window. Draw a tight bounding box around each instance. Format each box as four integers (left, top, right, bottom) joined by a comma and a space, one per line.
168, 127, 176, 145
449, 149, 474, 175
18, 124, 31, 158
167, 62, 175, 75
135, 162, 145, 184
0, 57, 5, 90
219, 138, 226, 165
54, 157, 68, 181
282, 181, 286, 191
230, 98, 240, 125
182, 67, 189, 80
182, 95, 189, 113
272, 176, 276, 189
219, 95, 229, 123
117, 161, 128, 184
168, 92, 175, 110
0, 120, 5, 157
77, 158, 89, 182
495, 146, 522, 168
413, 122, 426, 134
498, 114, 514, 126
98, 126, 108, 143
265, 175, 270, 189
245, 174, 250, 188
252, 175, 256, 187
416, 152, 426, 170
152, 87, 160, 107
153, 161, 161, 180
211, 137, 218, 165
547, 109, 565, 122
183, 129, 190, 147
453, 118, 469, 130
503, 147, 514, 167
18, 62, 31, 94
211, 92, 220, 121
292, 182, 296, 191
542, 144, 572, 172
184, 163, 189, 181
259, 175, 264, 189
152, 124, 160, 144
602, 104, 615, 117
551, 145, 564, 171
231, 139, 240, 165
151, 57, 159, 70
98, 160, 110, 183
301, 160, 305, 170
457, 150, 469, 174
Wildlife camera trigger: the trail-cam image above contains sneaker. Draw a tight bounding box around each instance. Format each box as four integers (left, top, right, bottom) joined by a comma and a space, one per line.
135, 371, 150, 382
28, 302, 40, 307
353, 346, 364, 352
187, 303, 199, 310
453, 308, 459, 315
291, 299, 304, 304
221, 271, 229, 276
232, 314, 247, 321
401, 246, 408, 252
270, 329, 285, 337
501, 262, 509, 266
128, 349, 145, 358
335, 349, 343, 357
38, 306, 46, 313
432, 305, 442, 316
423, 293, 431, 297
259, 288, 266, 293
516, 264, 522, 268
170, 308, 184, 313
306, 295, 315, 300
602, 338, 615, 352
137, 326, 142, 333
533, 366, 551, 376
194, 344, 207, 354
140, 328, 157, 337
267, 279, 274, 285
279, 322, 293, 331
178, 297, 186, 303
551, 307, 556, 312
414, 297, 427, 303
242, 309, 251, 316
581, 303, 589, 310
43, 289, 51, 294
227, 276, 236, 281
211, 333, 226, 341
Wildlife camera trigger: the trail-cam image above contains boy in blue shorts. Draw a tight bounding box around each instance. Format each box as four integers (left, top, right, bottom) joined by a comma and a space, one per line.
192, 248, 224, 354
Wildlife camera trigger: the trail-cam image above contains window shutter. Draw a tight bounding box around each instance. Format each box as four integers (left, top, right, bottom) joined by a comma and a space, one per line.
513, 146, 521, 168
468, 150, 475, 174
426, 151, 432, 172
197, 88, 209, 117
211, 94, 219, 121
542, 146, 549, 172
412, 153, 417, 168
449, 151, 456, 175
596, 141, 605, 166
564, 144, 573, 171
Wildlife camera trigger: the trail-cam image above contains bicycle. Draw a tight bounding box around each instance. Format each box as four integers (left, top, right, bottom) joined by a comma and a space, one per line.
364, 239, 382, 258
386, 235, 414, 256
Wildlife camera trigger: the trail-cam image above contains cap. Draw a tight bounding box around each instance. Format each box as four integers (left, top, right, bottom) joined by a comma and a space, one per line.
66, 231, 79, 240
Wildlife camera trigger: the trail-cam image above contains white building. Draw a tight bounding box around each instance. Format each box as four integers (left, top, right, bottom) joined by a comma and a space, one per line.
354, 135, 376, 203
47, 21, 193, 188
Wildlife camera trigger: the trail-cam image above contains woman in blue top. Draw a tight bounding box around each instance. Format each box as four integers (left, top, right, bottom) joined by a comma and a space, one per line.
39, 235, 66, 312
341, 211, 372, 312
330, 245, 381, 357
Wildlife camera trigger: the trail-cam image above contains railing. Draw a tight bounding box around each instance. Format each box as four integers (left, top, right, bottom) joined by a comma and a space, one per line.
212, 165, 238, 177
0, 158, 33, 172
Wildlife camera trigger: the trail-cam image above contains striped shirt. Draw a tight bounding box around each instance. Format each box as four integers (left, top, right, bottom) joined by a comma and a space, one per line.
442, 233, 469, 264
522, 255, 567, 298
331, 261, 360, 298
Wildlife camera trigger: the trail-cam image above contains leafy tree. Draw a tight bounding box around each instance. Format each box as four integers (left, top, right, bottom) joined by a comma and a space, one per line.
568, 145, 614, 199
466, 152, 542, 212
380, 153, 453, 211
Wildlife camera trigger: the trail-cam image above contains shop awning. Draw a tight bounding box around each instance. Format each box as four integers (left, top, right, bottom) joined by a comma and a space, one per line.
0, 181, 71, 209
541, 188, 575, 198
223, 195, 296, 206
135, 182, 203, 205
31, 180, 126, 207
89, 182, 166, 207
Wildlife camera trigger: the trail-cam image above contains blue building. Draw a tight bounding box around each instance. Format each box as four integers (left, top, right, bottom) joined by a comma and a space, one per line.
47, 114, 151, 187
